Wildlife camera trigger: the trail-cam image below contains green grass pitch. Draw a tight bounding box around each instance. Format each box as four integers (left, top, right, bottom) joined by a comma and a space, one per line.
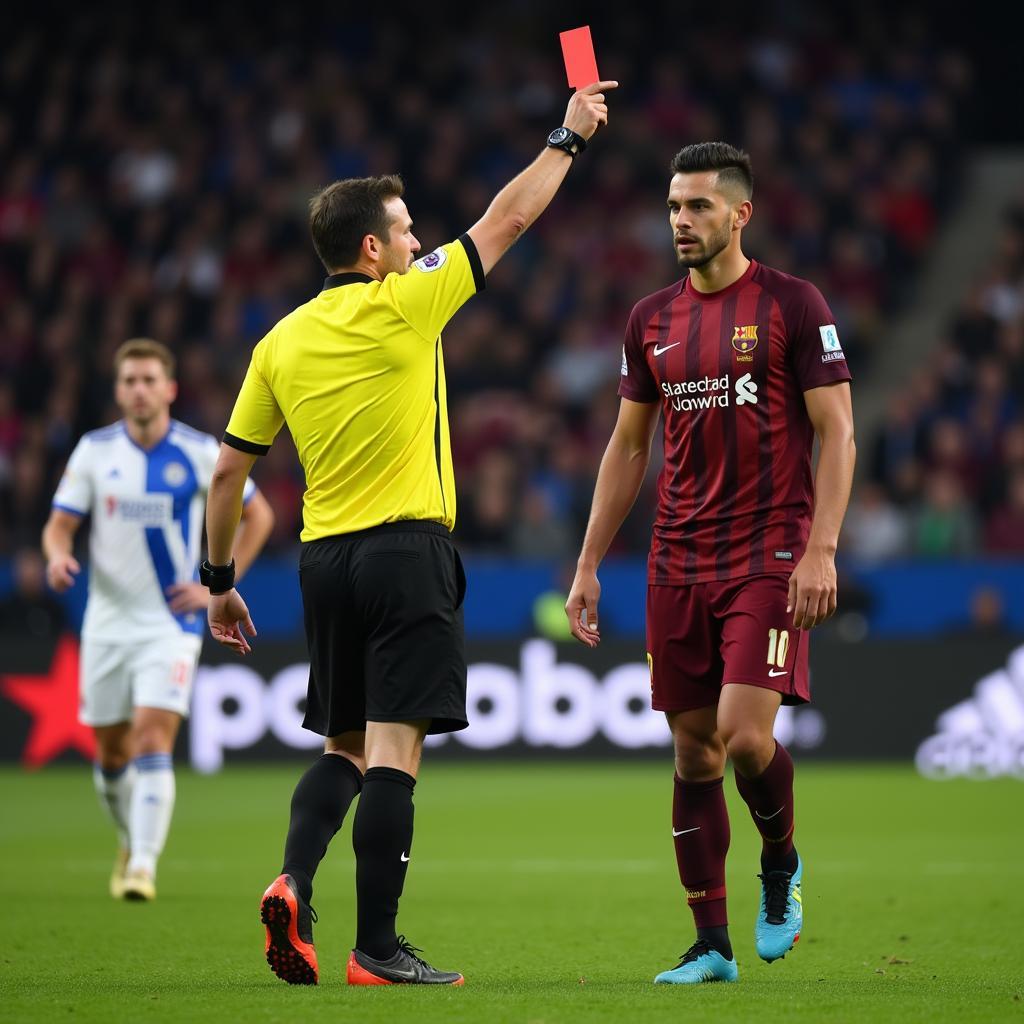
2, 761, 1022, 1023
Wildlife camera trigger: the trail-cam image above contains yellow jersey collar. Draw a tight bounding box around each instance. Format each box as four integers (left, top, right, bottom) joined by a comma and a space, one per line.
322, 272, 375, 290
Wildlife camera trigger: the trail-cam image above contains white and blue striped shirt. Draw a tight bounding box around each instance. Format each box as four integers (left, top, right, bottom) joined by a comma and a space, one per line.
52, 420, 255, 641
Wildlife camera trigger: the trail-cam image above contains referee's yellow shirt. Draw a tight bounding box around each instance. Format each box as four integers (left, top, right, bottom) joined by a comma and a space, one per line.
223, 234, 485, 541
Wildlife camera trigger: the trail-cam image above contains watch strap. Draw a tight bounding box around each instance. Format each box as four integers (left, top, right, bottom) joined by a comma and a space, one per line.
546, 126, 587, 158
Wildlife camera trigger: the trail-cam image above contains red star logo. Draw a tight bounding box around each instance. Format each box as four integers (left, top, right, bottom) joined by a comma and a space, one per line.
1, 635, 95, 767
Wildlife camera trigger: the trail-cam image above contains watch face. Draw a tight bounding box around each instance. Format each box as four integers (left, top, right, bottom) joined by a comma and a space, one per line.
549, 127, 570, 145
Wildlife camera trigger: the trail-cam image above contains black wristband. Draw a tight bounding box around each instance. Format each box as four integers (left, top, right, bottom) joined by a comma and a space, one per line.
199, 558, 235, 595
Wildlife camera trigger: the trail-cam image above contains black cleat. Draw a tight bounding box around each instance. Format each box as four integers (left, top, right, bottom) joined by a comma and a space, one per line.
347, 935, 464, 986
260, 874, 318, 985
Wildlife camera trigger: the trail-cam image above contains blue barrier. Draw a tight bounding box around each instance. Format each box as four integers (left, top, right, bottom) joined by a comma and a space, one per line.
846, 560, 1024, 634
5, 556, 1023, 638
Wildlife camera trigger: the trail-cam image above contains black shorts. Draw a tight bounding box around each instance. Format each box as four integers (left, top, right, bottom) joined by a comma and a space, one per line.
299, 521, 468, 737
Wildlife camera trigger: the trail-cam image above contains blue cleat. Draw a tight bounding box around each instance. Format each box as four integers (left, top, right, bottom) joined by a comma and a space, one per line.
654, 940, 738, 984
755, 855, 803, 962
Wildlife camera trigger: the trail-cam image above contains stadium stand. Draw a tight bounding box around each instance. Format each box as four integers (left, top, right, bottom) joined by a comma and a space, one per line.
859, 197, 1024, 557
0, 8, 975, 561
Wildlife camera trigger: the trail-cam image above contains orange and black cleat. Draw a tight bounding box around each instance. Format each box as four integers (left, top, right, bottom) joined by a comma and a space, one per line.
260, 874, 318, 985
347, 936, 464, 986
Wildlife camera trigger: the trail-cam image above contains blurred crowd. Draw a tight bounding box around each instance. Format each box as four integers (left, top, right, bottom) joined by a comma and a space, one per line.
0, 6, 976, 564
845, 197, 1024, 561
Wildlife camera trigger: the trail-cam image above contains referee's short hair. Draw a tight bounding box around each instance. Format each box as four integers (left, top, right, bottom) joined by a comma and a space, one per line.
670, 143, 753, 200
309, 175, 406, 271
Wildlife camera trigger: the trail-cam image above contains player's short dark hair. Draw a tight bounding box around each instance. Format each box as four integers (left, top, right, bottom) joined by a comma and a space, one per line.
669, 143, 754, 200
308, 175, 405, 271
113, 338, 175, 378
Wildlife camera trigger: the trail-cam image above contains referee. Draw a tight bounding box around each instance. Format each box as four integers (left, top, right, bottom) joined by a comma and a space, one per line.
202, 80, 616, 987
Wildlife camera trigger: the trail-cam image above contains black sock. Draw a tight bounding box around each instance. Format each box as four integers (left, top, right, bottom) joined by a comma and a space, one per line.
352, 766, 416, 960
697, 925, 733, 961
281, 753, 363, 904
761, 844, 799, 876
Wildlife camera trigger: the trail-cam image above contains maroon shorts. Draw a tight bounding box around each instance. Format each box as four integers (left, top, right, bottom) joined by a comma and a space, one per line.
646, 573, 810, 713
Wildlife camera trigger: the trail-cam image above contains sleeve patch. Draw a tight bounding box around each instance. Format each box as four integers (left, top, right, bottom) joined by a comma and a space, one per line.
413, 248, 448, 273
819, 324, 842, 352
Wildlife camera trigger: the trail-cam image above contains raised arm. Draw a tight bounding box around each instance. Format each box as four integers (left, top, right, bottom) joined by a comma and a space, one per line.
466, 80, 618, 275
565, 397, 661, 646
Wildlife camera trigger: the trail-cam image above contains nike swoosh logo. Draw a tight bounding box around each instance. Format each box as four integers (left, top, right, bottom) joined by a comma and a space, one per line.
672, 826, 700, 837
653, 342, 681, 356
768, 669, 788, 677
755, 806, 784, 820
400, 852, 410, 862
357, 953, 418, 980
388, 967, 418, 980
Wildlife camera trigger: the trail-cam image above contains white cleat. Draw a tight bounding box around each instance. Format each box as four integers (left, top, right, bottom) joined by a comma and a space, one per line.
122, 867, 156, 902
109, 848, 130, 899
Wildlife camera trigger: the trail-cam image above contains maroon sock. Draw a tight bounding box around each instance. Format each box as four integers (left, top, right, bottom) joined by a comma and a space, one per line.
672, 775, 730, 930
734, 742, 797, 872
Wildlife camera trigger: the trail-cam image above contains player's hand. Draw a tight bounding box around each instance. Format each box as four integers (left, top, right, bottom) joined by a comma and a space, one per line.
208, 588, 257, 655
565, 567, 601, 647
166, 582, 210, 613
787, 545, 838, 631
46, 554, 80, 592
563, 80, 619, 140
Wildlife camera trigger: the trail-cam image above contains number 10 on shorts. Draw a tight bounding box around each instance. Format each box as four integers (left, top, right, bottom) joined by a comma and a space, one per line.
766, 628, 790, 669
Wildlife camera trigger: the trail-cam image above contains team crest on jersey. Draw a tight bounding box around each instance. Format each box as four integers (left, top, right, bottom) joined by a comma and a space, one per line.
732, 325, 758, 362
413, 248, 447, 273
163, 462, 187, 487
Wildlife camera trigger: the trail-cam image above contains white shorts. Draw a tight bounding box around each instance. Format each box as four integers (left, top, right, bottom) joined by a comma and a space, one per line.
79, 633, 203, 726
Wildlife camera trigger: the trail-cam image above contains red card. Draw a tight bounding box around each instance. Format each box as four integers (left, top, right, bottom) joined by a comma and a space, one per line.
559, 26, 599, 89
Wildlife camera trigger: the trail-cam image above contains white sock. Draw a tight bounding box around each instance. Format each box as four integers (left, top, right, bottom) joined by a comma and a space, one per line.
93, 762, 135, 849
128, 753, 176, 877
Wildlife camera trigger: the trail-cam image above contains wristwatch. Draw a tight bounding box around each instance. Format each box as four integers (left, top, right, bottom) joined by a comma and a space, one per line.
199, 558, 235, 594
546, 126, 587, 158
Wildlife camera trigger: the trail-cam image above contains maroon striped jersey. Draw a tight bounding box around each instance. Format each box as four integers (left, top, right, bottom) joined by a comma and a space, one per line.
618, 259, 852, 585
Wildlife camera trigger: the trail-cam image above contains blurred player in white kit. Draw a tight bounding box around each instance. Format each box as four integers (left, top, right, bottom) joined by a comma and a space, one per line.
41, 338, 274, 900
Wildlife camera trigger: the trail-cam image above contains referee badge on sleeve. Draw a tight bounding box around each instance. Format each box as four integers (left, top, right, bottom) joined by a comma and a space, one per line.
413, 248, 448, 273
